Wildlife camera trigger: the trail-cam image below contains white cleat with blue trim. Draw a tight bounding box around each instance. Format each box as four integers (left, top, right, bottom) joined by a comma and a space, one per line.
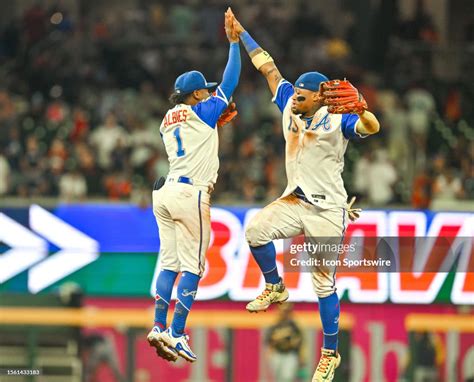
159, 327, 197, 363
147, 326, 178, 362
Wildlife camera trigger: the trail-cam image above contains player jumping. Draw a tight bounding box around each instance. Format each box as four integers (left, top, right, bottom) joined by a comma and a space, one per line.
147, 9, 241, 363
231, 11, 380, 382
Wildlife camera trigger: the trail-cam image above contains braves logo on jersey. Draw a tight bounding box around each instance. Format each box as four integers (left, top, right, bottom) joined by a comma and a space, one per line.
311, 113, 331, 131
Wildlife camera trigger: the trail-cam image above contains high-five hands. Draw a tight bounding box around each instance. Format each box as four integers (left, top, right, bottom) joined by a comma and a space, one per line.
224, 7, 241, 43
226, 8, 245, 35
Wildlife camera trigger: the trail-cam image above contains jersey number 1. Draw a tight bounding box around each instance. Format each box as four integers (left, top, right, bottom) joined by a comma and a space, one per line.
173, 126, 185, 157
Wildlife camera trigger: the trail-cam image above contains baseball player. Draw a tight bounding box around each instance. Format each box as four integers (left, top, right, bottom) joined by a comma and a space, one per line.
147, 9, 241, 363
231, 12, 380, 382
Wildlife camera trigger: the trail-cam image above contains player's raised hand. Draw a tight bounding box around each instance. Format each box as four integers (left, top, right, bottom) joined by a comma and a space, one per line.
228, 8, 245, 36
224, 8, 239, 43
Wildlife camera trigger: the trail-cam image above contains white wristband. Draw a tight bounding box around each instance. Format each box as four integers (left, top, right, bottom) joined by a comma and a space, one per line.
251, 51, 274, 70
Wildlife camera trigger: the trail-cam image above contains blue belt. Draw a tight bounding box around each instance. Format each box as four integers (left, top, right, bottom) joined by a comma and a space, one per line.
177, 176, 193, 185
293, 187, 311, 204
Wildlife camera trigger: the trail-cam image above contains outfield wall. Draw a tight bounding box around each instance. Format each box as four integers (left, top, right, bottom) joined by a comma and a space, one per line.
1, 205, 472, 305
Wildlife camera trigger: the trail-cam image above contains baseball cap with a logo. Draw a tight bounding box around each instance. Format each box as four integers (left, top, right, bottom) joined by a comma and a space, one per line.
174, 71, 218, 94
294, 71, 329, 92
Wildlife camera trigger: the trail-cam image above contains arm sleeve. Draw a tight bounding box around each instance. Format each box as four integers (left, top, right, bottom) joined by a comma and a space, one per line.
192, 43, 241, 128
272, 80, 294, 113
219, 42, 241, 101
341, 113, 366, 139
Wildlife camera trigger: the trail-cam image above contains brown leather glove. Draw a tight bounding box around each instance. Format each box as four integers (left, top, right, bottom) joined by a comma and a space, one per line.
217, 102, 238, 127
320, 79, 368, 114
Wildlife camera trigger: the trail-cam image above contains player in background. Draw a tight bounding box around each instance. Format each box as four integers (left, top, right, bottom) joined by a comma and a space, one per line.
230, 11, 379, 382
146, 9, 241, 363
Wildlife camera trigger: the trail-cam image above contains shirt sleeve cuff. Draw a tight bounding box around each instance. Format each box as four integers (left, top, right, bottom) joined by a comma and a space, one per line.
271, 79, 290, 103
214, 86, 229, 105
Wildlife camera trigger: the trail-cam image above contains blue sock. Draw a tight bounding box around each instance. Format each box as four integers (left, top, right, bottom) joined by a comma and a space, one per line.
154, 269, 178, 329
250, 243, 281, 284
318, 292, 340, 351
171, 271, 200, 335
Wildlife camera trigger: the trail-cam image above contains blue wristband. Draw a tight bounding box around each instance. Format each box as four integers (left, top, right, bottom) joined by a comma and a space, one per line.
240, 31, 260, 53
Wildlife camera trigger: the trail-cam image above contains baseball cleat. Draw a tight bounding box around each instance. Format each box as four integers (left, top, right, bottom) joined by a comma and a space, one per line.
312, 348, 341, 381
159, 327, 197, 363
246, 280, 289, 313
147, 326, 178, 362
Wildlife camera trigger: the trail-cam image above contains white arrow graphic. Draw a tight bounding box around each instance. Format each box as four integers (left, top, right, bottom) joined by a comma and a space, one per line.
28, 204, 99, 294
0, 213, 48, 284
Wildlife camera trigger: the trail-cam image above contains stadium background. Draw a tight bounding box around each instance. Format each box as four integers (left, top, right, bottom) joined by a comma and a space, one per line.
0, 0, 473, 381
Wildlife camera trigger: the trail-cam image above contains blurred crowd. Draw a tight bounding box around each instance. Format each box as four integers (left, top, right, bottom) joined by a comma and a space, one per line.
0, 0, 472, 207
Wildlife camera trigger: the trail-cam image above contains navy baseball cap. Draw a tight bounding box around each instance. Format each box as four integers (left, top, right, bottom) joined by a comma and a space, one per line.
294, 71, 329, 92
174, 71, 218, 94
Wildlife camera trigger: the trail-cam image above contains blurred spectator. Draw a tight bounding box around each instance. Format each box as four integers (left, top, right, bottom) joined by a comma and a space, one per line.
432, 169, 464, 202
266, 303, 304, 382
18, 135, 49, 196
48, 138, 68, 172
59, 165, 87, 202
22, 3, 47, 46
379, 94, 411, 180
129, 118, 157, 175
170, 3, 197, 40
104, 171, 132, 200
366, 149, 397, 206
0, 152, 10, 196
444, 88, 462, 123
75, 142, 102, 195
411, 170, 433, 209
463, 165, 474, 200
406, 86, 436, 128
405, 85, 436, 171
89, 113, 129, 169
70, 107, 90, 142
0, 89, 16, 127
397, 0, 438, 42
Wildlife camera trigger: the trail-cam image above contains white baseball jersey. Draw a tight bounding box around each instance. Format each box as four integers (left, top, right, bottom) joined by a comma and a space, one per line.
273, 79, 364, 209
159, 88, 229, 187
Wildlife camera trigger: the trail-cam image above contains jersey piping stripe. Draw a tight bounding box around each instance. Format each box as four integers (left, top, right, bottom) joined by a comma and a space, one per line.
216, 86, 229, 105
155, 293, 170, 305
271, 79, 291, 103
263, 265, 277, 274
331, 208, 347, 289
176, 298, 190, 311
197, 191, 203, 276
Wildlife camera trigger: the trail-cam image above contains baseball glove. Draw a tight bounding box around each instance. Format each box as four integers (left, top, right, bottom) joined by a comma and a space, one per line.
217, 102, 238, 128
320, 79, 368, 114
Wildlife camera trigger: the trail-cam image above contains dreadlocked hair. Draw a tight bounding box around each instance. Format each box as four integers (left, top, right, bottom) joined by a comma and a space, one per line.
169, 92, 191, 106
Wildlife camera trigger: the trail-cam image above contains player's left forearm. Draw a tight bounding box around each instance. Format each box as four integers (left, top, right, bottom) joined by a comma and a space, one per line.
239, 31, 283, 96
356, 110, 380, 135
219, 42, 241, 100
